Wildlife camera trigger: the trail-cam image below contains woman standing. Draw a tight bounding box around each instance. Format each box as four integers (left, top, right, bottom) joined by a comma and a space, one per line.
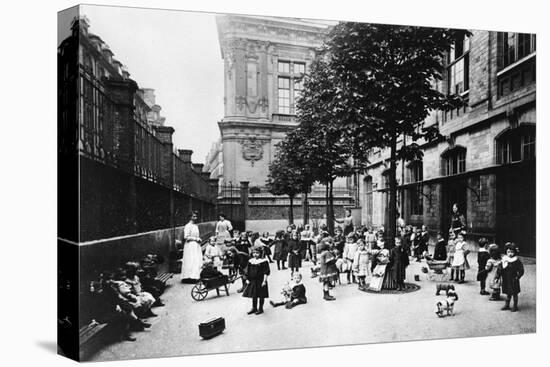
449, 203, 466, 236
215, 213, 233, 244
180, 211, 203, 282
335, 209, 355, 236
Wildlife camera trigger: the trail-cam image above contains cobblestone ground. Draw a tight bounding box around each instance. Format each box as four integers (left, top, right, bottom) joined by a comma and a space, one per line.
90, 253, 536, 361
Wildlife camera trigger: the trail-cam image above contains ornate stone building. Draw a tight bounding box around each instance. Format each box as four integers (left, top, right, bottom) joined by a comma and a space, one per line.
216, 15, 331, 185
215, 15, 353, 229
358, 30, 536, 255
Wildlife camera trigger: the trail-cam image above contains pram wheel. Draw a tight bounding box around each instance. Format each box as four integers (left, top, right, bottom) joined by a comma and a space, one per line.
191, 281, 208, 301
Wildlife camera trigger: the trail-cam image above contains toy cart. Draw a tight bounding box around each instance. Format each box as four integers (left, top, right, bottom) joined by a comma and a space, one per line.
422, 260, 450, 282
190, 273, 241, 301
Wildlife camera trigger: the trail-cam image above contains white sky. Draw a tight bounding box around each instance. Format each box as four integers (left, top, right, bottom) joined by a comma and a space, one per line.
59, 5, 225, 163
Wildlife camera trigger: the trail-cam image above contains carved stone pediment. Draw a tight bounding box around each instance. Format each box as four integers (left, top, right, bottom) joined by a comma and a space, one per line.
241, 137, 265, 166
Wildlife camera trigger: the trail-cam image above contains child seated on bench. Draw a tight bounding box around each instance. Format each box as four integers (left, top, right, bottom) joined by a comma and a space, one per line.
118, 265, 157, 318
270, 272, 307, 309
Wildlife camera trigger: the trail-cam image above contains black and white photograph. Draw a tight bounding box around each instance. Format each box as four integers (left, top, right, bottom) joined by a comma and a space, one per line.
52, 1, 541, 363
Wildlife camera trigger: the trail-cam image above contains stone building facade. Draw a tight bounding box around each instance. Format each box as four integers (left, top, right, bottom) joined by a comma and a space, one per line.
58, 16, 219, 241
214, 15, 353, 227
358, 30, 536, 256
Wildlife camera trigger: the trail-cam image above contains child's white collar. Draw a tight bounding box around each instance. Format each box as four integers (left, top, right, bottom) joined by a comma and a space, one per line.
249, 257, 268, 265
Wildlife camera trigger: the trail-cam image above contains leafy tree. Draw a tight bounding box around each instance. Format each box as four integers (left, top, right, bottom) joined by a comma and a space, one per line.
324, 22, 468, 247
266, 140, 311, 224
293, 57, 371, 234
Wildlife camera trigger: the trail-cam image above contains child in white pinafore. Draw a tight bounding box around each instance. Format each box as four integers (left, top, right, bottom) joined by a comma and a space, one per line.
353, 239, 370, 290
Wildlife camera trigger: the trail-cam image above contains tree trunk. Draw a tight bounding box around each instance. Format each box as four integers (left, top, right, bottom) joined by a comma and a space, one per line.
327, 179, 335, 235
289, 195, 294, 225
400, 132, 406, 224
388, 133, 398, 250
302, 191, 309, 226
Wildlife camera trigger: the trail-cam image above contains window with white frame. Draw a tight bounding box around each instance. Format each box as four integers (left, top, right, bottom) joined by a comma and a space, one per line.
277, 60, 306, 114
447, 35, 470, 95
497, 32, 536, 70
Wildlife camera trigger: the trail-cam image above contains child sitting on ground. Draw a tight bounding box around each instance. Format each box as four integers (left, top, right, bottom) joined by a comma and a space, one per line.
270, 272, 307, 309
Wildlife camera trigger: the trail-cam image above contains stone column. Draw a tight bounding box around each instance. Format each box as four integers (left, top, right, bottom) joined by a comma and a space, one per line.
240, 181, 250, 227
104, 78, 138, 234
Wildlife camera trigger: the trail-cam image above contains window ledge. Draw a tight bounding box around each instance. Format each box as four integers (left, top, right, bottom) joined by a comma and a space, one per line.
497, 52, 536, 77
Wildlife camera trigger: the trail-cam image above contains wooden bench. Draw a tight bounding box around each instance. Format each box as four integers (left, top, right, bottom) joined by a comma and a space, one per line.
155, 272, 174, 286
79, 321, 108, 360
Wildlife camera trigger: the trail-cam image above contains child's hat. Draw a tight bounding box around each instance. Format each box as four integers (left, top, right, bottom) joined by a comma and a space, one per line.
504, 242, 519, 255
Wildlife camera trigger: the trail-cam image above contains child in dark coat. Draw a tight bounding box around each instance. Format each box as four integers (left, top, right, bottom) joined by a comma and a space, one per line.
476, 238, 491, 295
390, 237, 410, 291
243, 246, 270, 315
287, 231, 302, 275
270, 272, 307, 309
500, 243, 524, 312
433, 232, 447, 261
272, 230, 288, 270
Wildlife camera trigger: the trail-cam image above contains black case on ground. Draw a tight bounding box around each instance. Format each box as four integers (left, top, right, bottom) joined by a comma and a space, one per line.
198, 317, 225, 339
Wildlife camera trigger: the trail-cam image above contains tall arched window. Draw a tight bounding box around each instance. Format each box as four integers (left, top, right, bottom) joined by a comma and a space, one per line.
442, 146, 466, 176
496, 125, 535, 164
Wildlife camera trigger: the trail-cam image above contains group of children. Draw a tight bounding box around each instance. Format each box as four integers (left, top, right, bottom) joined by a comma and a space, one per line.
476, 239, 525, 312
200, 222, 526, 315
86, 254, 168, 342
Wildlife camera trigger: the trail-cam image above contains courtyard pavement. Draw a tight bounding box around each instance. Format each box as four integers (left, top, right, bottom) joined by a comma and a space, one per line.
90, 253, 536, 361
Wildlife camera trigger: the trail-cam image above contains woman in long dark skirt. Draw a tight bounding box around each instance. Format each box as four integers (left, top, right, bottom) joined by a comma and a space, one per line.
243, 246, 270, 315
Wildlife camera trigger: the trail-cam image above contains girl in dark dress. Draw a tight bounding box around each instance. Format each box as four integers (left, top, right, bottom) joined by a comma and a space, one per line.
272, 230, 288, 270
433, 232, 447, 261
318, 238, 339, 301
243, 246, 270, 315
500, 243, 524, 312
287, 231, 302, 275
390, 237, 410, 291
476, 237, 491, 295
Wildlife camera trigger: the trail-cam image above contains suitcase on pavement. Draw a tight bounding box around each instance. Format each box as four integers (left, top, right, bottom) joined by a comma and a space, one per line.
199, 317, 225, 339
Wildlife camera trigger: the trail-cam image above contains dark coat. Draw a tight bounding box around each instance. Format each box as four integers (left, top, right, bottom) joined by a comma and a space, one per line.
476, 250, 491, 281
434, 239, 447, 261
390, 246, 410, 282
290, 283, 307, 303
287, 239, 302, 268
272, 238, 288, 260
501, 258, 524, 295
243, 258, 270, 299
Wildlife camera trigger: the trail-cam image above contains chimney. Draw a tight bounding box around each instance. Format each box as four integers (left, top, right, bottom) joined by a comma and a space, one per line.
192, 163, 204, 172
153, 125, 174, 144
201, 172, 211, 181
178, 149, 193, 163
101, 45, 113, 64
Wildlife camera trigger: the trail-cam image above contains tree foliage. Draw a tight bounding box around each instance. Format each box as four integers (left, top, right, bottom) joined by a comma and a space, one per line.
323, 22, 469, 246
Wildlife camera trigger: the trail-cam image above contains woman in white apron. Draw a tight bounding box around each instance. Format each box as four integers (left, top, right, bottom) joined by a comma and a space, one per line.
180, 211, 203, 281
215, 213, 233, 244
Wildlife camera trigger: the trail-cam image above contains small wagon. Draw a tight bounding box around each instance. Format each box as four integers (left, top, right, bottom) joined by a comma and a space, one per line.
422, 260, 450, 282
190, 273, 241, 301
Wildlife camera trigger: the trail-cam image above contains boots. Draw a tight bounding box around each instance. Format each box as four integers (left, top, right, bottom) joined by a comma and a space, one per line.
323, 290, 335, 301
501, 298, 511, 311
270, 300, 285, 308
511, 295, 518, 312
